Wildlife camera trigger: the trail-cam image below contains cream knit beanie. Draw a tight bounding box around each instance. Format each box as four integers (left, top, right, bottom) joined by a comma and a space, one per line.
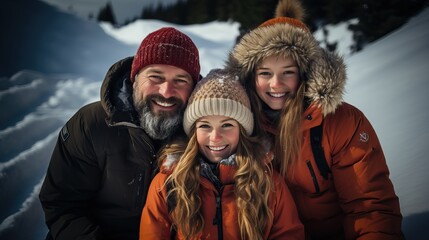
183, 69, 254, 136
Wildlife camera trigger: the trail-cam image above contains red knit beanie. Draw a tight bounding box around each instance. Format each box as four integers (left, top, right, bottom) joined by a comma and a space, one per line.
130, 27, 200, 83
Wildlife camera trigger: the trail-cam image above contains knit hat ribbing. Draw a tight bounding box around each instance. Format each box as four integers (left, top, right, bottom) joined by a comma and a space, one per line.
259, 17, 309, 32
259, 0, 309, 31
130, 27, 200, 83
183, 69, 254, 136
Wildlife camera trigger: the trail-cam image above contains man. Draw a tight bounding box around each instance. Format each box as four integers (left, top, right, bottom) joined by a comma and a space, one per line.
39, 27, 200, 240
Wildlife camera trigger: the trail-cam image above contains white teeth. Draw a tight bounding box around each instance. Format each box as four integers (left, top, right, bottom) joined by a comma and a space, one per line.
269, 92, 286, 98
154, 100, 174, 107
208, 145, 227, 151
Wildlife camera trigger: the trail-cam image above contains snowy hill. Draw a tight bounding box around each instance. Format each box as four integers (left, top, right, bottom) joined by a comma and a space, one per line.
0, 0, 134, 80
1, 0, 428, 239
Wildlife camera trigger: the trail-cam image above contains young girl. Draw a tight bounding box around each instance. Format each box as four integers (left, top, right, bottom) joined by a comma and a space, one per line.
226, 0, 403, 239
139, 69, 304, 240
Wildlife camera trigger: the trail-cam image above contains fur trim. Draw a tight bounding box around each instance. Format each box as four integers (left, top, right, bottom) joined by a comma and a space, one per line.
275, 0, 305, 20
164, 153, 180, 169
305, 49, 346, 116
227, 23, 318, 80
225, 0, 346, 115
160, 153, 180, 173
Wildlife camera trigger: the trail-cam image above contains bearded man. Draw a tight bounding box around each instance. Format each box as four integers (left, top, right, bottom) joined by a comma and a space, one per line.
39, 27, 200, 240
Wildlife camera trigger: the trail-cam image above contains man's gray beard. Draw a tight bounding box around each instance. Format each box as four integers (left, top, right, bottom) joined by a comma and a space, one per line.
138, 103, 183, 140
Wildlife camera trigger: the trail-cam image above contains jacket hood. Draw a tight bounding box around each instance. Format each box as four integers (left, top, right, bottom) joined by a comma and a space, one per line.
100, 57, 140, 126
226, 1, 346, 116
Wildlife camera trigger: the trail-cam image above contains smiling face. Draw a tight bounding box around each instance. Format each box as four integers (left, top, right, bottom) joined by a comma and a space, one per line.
132, 64, 194, 139
255, 55, 301, 110
133, 64, 194, 116
196, 115, 240, 163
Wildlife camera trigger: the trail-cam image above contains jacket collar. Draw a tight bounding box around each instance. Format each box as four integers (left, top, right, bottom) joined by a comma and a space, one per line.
302, 103, 324, 130
200, 155, 237, 188
160, 154, 238, 187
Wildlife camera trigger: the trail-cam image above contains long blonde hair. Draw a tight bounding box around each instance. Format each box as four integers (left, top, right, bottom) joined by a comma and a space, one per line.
275, 82, 306, 179
244, 63, 306, 179
163, 124, 274, 239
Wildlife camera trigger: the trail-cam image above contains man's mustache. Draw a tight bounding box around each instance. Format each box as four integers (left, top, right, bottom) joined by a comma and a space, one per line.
147, 94, 184, 108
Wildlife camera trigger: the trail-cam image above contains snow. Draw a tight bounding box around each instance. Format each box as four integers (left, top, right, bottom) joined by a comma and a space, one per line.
1, 0, 428, 239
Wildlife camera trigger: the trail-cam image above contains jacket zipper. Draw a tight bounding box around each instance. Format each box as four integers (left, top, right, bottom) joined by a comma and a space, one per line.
213, 189, 223, 240
137, 132, 156, 209
136, 172, 144, 209
306, 161, 320, 193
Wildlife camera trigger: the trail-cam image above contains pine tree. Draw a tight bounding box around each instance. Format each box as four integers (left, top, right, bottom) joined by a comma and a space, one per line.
97, 2, 117, 26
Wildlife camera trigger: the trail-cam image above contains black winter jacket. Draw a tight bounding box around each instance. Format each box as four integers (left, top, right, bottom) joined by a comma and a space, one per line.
39, 57, 181, 240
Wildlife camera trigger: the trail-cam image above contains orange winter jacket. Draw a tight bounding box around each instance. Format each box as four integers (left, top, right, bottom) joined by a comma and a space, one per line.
139, 158, 305, 239
283, 102, 403, 240
226, 10, 403, 238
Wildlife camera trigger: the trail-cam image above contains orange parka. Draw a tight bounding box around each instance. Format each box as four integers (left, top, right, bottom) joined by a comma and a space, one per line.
225, 0, 403, 238
139, 156, 305, 240
284, 102, 403, 240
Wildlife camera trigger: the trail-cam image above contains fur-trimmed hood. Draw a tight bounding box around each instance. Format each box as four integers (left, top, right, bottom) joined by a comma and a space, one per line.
225, 0, 346, 116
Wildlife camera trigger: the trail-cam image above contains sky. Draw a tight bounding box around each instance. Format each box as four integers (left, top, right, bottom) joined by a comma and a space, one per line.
1, 0, 429, 239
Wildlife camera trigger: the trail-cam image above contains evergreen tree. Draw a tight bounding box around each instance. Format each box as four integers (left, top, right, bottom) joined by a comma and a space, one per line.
348, 0, 426, 52
97, 2, 117, 26
141, 0, 277, 38
138, 0, 427, 53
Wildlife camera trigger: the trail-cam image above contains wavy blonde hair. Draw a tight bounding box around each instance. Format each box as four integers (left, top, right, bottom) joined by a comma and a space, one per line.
275, 83, 305, 179
162, 124, 274, 239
